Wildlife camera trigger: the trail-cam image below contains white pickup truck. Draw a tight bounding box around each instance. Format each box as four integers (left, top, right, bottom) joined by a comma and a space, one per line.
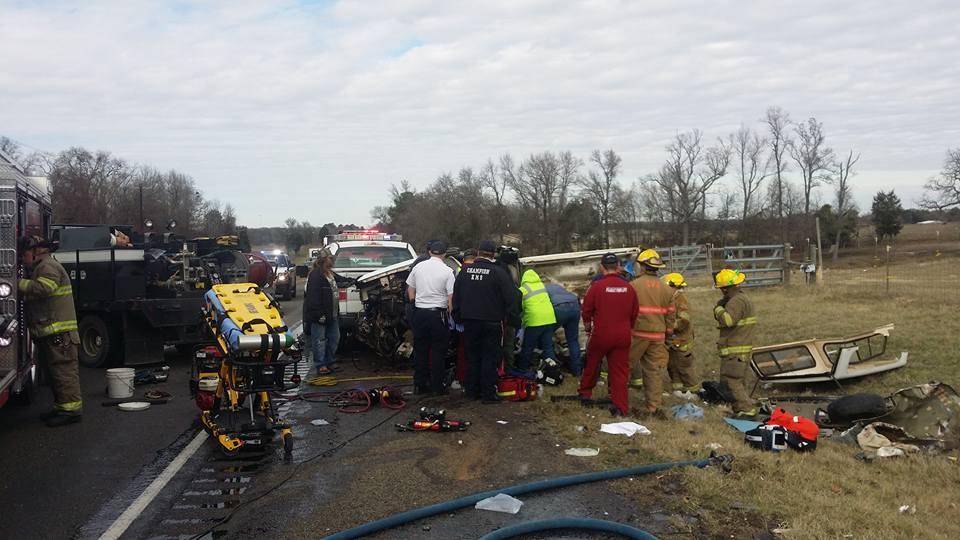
307, 232, 417, 330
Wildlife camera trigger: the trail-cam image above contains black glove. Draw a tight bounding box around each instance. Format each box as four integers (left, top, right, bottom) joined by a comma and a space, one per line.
717, 296, 729, 308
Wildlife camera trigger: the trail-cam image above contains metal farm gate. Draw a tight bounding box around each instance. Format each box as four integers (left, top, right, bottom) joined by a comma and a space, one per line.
711, 244, 787, 287
656, 245, 710, 275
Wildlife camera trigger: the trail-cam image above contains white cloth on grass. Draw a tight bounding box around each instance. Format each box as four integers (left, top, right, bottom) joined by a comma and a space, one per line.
600, 422, 651, 437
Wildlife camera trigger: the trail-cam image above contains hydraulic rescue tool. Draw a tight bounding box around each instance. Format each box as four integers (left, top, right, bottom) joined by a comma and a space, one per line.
194, 283, 302, 457
396, 407, 470, 432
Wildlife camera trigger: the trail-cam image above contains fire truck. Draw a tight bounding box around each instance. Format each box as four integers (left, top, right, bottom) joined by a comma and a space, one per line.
0, 149, 52, 408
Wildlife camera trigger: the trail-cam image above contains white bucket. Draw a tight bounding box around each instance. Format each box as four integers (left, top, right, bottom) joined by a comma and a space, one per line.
106, 368, 136, 399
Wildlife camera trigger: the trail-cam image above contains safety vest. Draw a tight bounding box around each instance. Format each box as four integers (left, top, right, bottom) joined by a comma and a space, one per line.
714, 290, 756, 357
19, 255, 79, 338
518, 269, 556, 328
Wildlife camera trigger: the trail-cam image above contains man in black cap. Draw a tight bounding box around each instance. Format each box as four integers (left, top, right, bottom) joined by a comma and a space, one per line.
406, 240, 455, 394
452, 240, 520, 402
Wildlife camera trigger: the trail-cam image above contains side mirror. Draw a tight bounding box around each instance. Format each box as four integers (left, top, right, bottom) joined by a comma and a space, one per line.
296, 265, 309, 278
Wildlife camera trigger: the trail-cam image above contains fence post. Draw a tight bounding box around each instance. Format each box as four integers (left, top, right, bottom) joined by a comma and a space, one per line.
885, 245, 891, 294
783, 243, 791, 285
706, 244, 714, 277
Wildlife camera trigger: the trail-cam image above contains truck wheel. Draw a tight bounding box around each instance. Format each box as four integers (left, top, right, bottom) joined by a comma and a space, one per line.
78, 315, 114, 368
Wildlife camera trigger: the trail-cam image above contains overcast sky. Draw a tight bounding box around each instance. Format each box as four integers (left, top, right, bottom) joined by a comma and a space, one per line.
2, 0, 957, 227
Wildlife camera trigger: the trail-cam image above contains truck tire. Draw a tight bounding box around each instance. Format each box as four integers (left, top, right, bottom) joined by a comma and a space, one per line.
78, 314, 114, 368
826, 393, 889, 423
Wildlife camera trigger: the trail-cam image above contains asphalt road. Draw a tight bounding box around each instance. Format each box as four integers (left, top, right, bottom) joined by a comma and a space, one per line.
0, 286, 305, 540
0, 280, 698, 540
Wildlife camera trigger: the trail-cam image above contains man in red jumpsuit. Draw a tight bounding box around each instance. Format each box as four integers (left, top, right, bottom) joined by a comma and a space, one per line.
578, 253, 639, 417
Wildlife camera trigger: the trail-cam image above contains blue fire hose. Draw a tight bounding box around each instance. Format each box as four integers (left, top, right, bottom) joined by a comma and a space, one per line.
477, 517, 657, 539
323, 454, 730, 540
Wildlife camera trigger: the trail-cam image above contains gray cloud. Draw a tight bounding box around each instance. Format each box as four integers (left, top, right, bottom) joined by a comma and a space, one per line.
2, 0, 957, 225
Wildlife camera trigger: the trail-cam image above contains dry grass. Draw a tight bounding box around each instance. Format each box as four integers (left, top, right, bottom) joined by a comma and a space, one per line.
534, 277, 960, 539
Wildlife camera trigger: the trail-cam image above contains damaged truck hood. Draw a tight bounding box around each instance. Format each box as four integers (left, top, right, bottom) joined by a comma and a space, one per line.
519, 247, 639, 295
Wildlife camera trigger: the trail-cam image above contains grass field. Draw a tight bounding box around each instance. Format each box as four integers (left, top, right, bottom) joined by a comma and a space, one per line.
536, 263, 960, 539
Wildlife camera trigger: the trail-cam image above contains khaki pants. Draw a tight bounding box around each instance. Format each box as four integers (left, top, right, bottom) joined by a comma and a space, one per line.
719, 355, 753, 412
667, 348, 699, 390
38, 332, 82, 414
629, 339, 668, 412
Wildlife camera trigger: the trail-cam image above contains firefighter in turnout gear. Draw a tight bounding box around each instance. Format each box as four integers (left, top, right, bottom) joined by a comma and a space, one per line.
663, 272, 699, 392
628, 249, 675, 416
18, 236, 82, 427
713, 268, 758, 417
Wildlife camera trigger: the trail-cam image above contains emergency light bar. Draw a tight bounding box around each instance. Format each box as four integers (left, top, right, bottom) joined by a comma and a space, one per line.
332, 230, 402, 242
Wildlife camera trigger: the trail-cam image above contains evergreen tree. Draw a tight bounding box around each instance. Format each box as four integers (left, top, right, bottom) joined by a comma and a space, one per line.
871, 190, 903, 240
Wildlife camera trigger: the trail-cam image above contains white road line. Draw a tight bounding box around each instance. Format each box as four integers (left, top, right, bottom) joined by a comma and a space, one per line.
98, 430, 209, 540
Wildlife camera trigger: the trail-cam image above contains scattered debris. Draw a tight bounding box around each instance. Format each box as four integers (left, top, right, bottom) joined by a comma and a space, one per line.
310, 419, 330, 426
575, 425, 587, 432
672, 390, 700, 401
898, 505, 916, 514
704, 442, 723, 451
877, 447, 906, 458
600, 422, 651, 437
564, 448, 599, 457
723, 417, 762, 433
671, 403, 704, 420
475, 493, 523, 514
496, 420, 509, 425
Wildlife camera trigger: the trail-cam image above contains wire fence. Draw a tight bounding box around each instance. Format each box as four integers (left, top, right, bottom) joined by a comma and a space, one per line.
803, 243, 960, 305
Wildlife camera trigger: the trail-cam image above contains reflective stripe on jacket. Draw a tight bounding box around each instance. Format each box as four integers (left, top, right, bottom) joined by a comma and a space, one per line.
519, 269, 556, 328
20, 255, 79, 337
715, 289, 756, 356
628, 272, 675, 342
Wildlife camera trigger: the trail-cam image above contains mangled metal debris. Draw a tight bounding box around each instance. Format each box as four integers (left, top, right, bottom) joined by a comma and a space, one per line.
750, 324, 908, 389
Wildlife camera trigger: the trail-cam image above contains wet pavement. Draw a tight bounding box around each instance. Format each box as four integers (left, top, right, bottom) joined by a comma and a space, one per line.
0, 283, 692, 539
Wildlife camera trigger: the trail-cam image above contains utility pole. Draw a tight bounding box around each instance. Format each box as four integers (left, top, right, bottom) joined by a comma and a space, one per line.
139, 185, 144, 233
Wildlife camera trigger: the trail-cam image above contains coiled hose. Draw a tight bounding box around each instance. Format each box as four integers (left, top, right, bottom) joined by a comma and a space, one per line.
323, 455, 730, 540
478, 517, 657, 539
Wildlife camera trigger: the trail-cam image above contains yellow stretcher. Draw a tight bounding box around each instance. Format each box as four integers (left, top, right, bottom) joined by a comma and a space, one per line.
197, 284, 302, 457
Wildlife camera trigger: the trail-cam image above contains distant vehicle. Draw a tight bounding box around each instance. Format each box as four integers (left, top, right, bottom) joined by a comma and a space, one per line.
313, 230, 417, 330
261, 250, 297, 300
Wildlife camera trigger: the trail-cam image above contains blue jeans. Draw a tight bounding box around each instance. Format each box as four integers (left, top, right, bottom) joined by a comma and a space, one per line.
554, 305, 582, 375
518, 324, 557, 371
310, 319, 340, 369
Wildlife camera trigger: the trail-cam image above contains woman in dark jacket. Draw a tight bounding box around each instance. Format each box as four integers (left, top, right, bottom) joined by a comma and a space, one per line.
302, 250, 354, 375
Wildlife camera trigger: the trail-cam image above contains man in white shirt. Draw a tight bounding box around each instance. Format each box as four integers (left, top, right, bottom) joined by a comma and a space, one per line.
406, 240, 456, 395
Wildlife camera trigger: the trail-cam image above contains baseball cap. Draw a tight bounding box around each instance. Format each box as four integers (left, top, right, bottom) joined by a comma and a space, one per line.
478, 240, 497, 253
429, 240, 448, 253
601, 253, 620, 265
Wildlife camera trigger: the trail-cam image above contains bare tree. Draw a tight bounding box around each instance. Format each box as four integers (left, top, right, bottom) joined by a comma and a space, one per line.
579, 149, 622, 248
645, 130, 731, 245
790, 117, 836, 215
715, 188, 740, 244
729, 125, 768, 241
508, 151, 581, 252
919, 148, 960, 210
480, 158, 508, 242
831, 150, 860, 261
763, 107, 792, 241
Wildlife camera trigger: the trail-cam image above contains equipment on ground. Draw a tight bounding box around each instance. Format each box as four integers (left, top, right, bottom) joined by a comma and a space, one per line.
396, 407, 470, 432
496, 377, 539, 401
194, 283, 302, 457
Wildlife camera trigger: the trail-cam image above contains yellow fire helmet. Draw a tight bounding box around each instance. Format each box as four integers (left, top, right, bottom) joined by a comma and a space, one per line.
636, 248, 665, 269
714, 268, 746, 288
663, 272, 687, 288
